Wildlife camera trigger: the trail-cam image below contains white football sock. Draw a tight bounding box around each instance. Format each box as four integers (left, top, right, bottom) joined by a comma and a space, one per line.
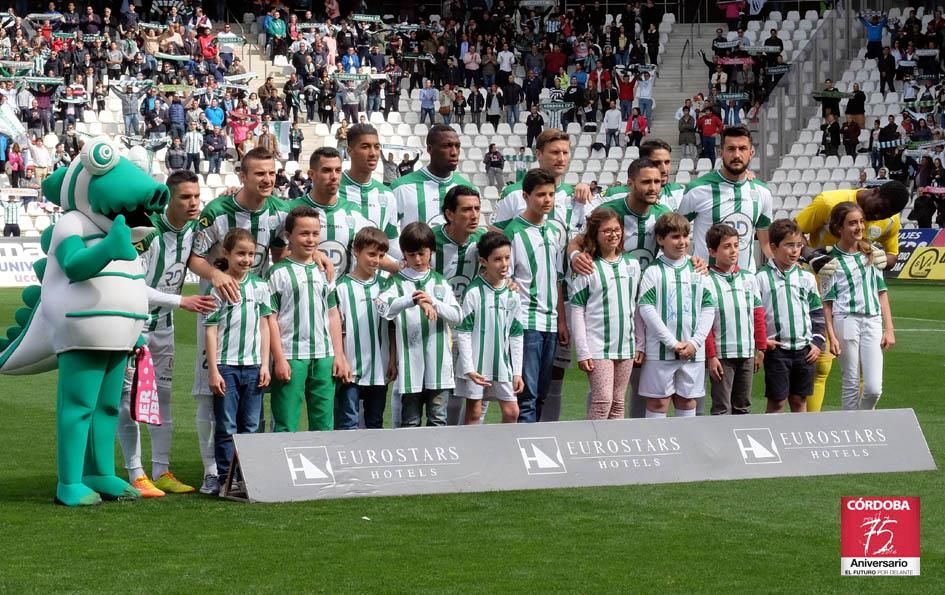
149, 383, 173, 479
195, 394, 217, 476
116, 380, 146, 480
645, 409, 667, 419
675, 407, 696, 417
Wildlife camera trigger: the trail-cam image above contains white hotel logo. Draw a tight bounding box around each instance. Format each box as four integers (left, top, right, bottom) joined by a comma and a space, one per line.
733, 428, 783, 464
518, 437, 567, 475
285, 446, 336, 487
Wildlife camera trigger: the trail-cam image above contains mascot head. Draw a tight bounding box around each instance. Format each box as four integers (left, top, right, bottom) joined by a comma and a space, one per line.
42, 137, 170, 241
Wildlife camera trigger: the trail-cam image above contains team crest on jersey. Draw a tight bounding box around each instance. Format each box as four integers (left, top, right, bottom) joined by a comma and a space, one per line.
630, 248, 654, 270
867, 225, 882, 240
433, 286, 446, 300
721, 212, 754, 249
199, 216, 210, 228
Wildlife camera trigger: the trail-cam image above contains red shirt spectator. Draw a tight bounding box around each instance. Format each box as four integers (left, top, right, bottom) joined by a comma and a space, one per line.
698, 112, 724, 137
617, 76, 635, 101
545, 48, 566, 77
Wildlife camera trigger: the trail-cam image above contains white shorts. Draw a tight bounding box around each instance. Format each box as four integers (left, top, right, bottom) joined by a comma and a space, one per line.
453, 378, 517, 402
639, 359, 706, 399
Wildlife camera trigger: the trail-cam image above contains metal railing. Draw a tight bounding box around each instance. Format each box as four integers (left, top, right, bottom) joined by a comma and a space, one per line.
679, 39, 690, 92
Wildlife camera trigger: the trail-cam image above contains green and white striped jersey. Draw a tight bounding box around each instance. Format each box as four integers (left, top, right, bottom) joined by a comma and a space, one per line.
204, 274, 274, 366
821, 247, 887, 316
567, 253, 642, 360
756, 263, 823, 350
135, 214, 196, 332
492, 181, 587, 241
375, 268, 462, 393
267, 258, 337, 360
705, 267, 762, 359
504, 216, 566, 332
455, 276, 525, 382
335, 272, 390, 386
637, 255, 717, 361
432, 224, 487, 300
391, 167, 475, 227
192, 194, 290, 278
599, 181, 684, 211
677, 171, 773, 272
586, 196, 671, 270
339, 171, 400, 242
287, 194, 374, 276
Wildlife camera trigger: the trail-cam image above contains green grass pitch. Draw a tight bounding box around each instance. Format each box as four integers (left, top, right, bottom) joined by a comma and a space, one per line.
0, 282, 942, 592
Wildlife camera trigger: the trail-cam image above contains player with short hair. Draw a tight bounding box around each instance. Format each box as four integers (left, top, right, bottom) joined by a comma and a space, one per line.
290, 147, 401, 277
677, 125, 774, 272
116, 170, 217, 497
267, 206, 350, 432
338, 123, 400, 246
454, 231, 525, 425
757, 219, 826, 414
598, 138, 685, 210
335, 227, 393, 429
376, 222, 462, 427
704, 223, 767, 415
434, 185, 488, 425
392, 124, 475, 227
795, 180, 907, 411
503, 169, 568, 423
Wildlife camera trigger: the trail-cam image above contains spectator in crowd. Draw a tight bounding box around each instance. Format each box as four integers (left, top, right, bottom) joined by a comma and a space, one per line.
816, 79, 842, 118
697, 107, 724, 166
859, 11, 888, 60
841, 115, 861, 158
335, 118, 349, 160
165, 137, 187, 171
910, 191, 938, 227
679, 109, 699, 159
380, 152, 400, 186
822, 113, 841, 156
846, 82, 867, 129
419, 79, 438, 126
879, 46, 897, 94
483, 143, 505, 188
602, 100, 622, 151
485, 84, 504, 129
720, 0, 746, 31
203, 126, 227, 174
398, 152, 420, 177
625, 106, 647, 148
438, 83, 455, 124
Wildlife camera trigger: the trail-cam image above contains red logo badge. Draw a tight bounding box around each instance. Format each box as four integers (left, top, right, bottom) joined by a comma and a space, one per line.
841, 497, 920, 576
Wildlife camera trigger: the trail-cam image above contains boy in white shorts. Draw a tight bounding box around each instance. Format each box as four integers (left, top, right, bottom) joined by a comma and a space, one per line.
637, 213, 717, 417
454, 232, 525, 424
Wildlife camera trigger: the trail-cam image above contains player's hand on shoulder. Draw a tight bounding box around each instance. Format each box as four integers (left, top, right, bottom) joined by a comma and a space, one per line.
211, 269, 240, 303
570, 251, 595, 275
181, 294, 218, 314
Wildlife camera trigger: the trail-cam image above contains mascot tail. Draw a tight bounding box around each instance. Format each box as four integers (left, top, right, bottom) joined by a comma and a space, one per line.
0, 225, 56, 375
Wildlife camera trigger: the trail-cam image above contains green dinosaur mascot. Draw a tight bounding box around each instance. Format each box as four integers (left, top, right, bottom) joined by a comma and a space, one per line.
0, 137, 169, 506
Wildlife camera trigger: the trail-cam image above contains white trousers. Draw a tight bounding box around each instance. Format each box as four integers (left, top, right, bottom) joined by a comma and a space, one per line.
835, 313, 884, 410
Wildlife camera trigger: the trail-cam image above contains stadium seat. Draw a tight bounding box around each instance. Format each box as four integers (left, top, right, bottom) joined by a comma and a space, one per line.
625, 147, 639, 159
581, 172, 596, 184
816, 169, 831, 182
483, 186, 500, 201
824, 155, 839, 169
777, 182, 793, 197
564, 172, 580, 185
696, 158, 712, 171
387, 112, 402, 124
571, 159, 585, 172
770, 10, 783, 22
782, 196, 798, 210
792, 182, 807, 196
801, 169, 816, 183
822, 182, 838, 192
480, 199, 494, 215
838, 155, 854, 168
787, 10, 801, 22
603, 159, 619, 172
846, 168, 861, 181
771, 170, 786, 184
831, 169, 846, 182
472, 173, 489, 187
677, 158, 695, 172
573, 147, 590, 160
461, 161, 477, 174
675, 171, 691, 185
496, 123, 512, 135
467, 147, 484, 161
480, 123, 495, 136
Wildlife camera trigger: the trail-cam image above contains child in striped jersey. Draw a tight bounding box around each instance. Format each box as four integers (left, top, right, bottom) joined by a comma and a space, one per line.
568, 208, 643, 420
704, 224, 767, 415
821, 203, 895, 411
637, 213, 717, 418
204, 229, 274, 489
335, 227, 394, 429
376, 222, 462, 427
757, 219, 826, 414
455, 232, 525, 425
267, 207, 350, 433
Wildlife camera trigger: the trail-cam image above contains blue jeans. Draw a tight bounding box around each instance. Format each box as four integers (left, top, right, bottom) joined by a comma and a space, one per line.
483, 73, 495, 88
420, 107, 435, 125
505, 104, 520, 125
123, 113, 140, 136
366, 95, 380, 118
169, 122, 185, 140
208, 154, 222, 173
702, 135, 717, 166
336, 383, 387, 429
213, 365, 262, 480
620, 100, 633, 121
605, 129, 619, 149
519, 330, 557, 423
638, 97, 653, 121
401, 389, 449, 427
